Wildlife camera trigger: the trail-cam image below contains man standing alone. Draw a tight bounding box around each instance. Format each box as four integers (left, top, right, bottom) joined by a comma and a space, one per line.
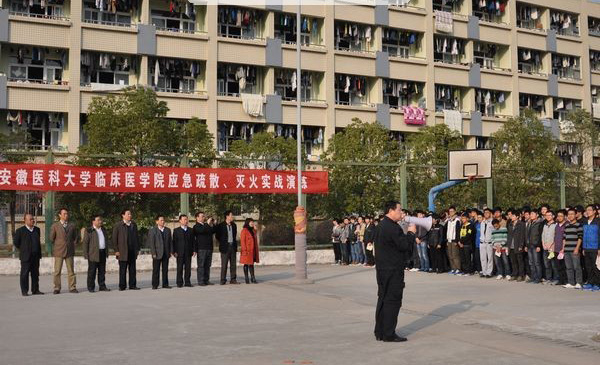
374, 201, 417, 343
14, 213, 43, 296
50, 208, 79, 294
82, 214, 110, 292
112, 209, 140, 291
147, 215, 172, 289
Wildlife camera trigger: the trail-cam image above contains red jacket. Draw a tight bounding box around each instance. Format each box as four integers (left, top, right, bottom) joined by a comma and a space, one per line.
240, 228, 259, 265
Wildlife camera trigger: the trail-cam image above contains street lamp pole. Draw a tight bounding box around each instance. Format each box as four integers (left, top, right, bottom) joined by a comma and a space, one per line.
294, 1, 308, 282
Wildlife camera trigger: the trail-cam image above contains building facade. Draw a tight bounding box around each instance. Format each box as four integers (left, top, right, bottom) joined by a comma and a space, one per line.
0, 0, 598, 167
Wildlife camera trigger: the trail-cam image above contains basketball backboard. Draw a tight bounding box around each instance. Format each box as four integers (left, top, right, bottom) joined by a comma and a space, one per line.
447, 149, 492, 181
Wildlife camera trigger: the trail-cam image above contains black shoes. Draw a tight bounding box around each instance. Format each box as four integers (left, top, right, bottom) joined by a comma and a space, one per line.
382, 335, 408, 343
152, 287, 158, 290
53, 290, 60, 294
22, 292, 29, 297
99, 286, 111, 292
130, 287, 141, 290
230, 280, 240, 285
198, 283, 207, 286
206, 282, 214, 286
162, 285, 172, 289
32, 291, 44, 295
184, 283, 193, 287
88, 289, 95, 293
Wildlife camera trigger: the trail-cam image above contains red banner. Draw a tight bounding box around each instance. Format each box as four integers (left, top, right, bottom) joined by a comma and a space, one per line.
0, 163, 328, 194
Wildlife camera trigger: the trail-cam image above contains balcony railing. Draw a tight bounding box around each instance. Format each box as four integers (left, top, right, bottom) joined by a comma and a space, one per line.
9, 10, 69, 21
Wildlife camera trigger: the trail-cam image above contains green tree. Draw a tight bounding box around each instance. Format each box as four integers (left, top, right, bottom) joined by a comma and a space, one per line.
491, 110, 564, 208
320, 119, 403, 217
58, 87, 214, 231
404, 124, 474, 211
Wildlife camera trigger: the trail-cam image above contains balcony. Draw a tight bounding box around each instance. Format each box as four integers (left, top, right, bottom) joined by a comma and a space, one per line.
274, 12, 323, 48
148, 57, 205, 95
550, 11, 579, 38
217, 6, 265, 41
382, 27, 425, 60
7, 0, 69, 20
3, 45, 69, 88
552, 55, 581, 81
472, 0, 508, 25
334, 21, 375, 55
0, 110, 68, 151
80, 52, 138, 89
150, 0, 205, 35
82, 0, 138, 28
474, 42, 510, 72
516, 3, 544, 32
434, 36, 467, 66
335, 74, 373, 108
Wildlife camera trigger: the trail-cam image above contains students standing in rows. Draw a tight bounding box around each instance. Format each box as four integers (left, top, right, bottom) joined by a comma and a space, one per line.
581, 205, 600, 291
193, 212, 215, 286
445, 207, 461, 274
541, 210, 559, 285
507, 209, 525, 282
147, 215, 172, 289
172, 214, 195, 288
82, 214, 110, 293
50, 208, 79, 294
479, 208, 494, 278
216, 211, 239, 285
112, 209, 140, 291
526, 210, 544, 284
563, 208, 583, 289
554, 209, 567, 285
458, 213, 475, 276
14, 213, 43, 296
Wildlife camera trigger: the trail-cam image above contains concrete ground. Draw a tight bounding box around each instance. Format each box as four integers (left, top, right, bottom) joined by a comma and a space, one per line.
1, 265, 599, 365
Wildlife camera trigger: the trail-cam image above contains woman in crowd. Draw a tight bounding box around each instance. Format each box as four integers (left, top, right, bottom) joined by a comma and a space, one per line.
240, 218, 260, 284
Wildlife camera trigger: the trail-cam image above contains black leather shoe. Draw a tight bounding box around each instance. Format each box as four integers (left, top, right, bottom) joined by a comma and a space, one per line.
22, 292, 29, 297
119, 288, 126, 291
230, 280, 240, 285
32, 291, 44, 295
375, 335, 383, 341
53, 290, 60, 294
177, 285, 184, 288
382, 335, 407, 343
198, 283, 207, 287
130, 287, 141, 290
162, 285, 172, 289
88, 289, 95, 293
99, 287, 111, 292
206, 282, 214, 285
152, 287, 158, 290
184, 283, 193, 287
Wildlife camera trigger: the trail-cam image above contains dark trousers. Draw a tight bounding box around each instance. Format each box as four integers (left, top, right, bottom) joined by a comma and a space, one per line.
431, 246, 447, 272
374, 268, 405, 339
473, 247, 482, 273
527, 246, 543, 281
583, 249, 600, 285
509, 248, 525, 278
20, 257, 40, 294
118, 250, 137, 290
176, 254, 192, 286
459, 245, 473, 274
332, 242, 341, 263
87, 249, 107, 291
220, 245, 237, 283
152, 251, 170, 288
340, 242, 350, 264
197, 249, 213, 284
365, 245, 375, 266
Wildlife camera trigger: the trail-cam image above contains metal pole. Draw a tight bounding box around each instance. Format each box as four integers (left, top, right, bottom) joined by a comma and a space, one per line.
180, 155, 190, 216
486, 178, 493, 208
400, 164, 407, 208
560, 171, 566, 209
294, 2, 308, 282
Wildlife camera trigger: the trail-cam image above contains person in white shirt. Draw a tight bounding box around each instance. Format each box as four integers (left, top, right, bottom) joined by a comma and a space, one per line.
479, 208, 495, 278
82, 214, 110, 293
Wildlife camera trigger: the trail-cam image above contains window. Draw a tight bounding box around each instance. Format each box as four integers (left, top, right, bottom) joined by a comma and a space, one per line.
434, 36, 465, 64
518, 48, 543, 74
476, 89, 507, 117
217, 63, 261, 96
7, 47, 66, 84
550, 11, 579, 37
382, 28, 421, 58
7, 111, 65, 151
9, 0, 65, 19
472, 0, 507, 23
433, 0, 461, 13
274, 69, 316, 102
335, 21, 373, 53
274, 13, 321, 46
435, 84, 462, 111
552, 54, 580, 80
273, 125, 324, 156
83, 1, 132, 26
217, 6, 263, 39
151, 10, 196, 33
516, 3, 543, 30
149, 58, 202, 94
217, 122, 265, 152
553, 98, 581, 122
591, 51, 600, 72
80, 52, 133, 86
383, 79, 423, 108
474, 42, 499, 70
592, 86, 600, 104
519, 93, 545, 115
590, 17, 600, 37
335, 74, 369, 106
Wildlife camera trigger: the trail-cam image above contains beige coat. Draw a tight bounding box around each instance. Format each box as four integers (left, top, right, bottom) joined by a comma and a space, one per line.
49, 221, 79, 258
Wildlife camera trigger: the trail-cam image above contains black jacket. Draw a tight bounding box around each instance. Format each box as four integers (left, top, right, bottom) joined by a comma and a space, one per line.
459, 222, 476, 246
215, 222, 238, 253
14, 225, 42, 262
374, 216, 415, 270
193, 222, 215, 251
507, 220, 526, 250
527, 218, 544, 249
172, 226, 195, 257
363, 223, 375, 244
428, 225, 445, 248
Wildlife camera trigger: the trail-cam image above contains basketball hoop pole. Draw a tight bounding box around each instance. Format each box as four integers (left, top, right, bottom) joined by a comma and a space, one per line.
428, 180, 467, 212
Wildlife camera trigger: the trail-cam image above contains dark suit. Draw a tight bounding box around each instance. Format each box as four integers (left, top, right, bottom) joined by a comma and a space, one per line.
363, 223, 376, 266
172, 226, 195, 287
82, 226, 109, 291
374, 216, 415, 340
215, 221, 238, 283
13, 225, 42, 295
193, 222, 214, 285
147, 226, 172, 288
112, 221, 140, 290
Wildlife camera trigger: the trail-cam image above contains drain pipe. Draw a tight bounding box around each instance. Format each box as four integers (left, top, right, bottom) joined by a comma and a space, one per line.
428, 180, 467, 212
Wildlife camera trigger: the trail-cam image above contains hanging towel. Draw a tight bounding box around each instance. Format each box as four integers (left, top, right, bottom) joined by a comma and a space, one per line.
435, 10, 453, 33
240, 93, 264, 117
154, 59, 160, 86
291, 71, 297, 92
593, 103, 600, 119
443, 110, 463, 134
402, 106, 426, 126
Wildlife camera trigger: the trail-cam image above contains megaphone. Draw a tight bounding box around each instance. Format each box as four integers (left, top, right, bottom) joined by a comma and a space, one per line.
404, 216, 433, 231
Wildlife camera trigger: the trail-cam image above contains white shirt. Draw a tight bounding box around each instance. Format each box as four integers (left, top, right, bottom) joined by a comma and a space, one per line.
158, 226, 165, 232
95, 226, 106, 250
26, 225, 34, 232
123, 220, 131, 226
446, 217, 459, 242
181, 225, 188, 231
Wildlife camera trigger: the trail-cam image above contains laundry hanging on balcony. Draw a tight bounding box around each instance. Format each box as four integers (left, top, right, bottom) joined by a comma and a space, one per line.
434, 36, 463, 55
476, 90, 505, 109
402, 106, 426, 126
335, 22, 372, 47
218, 6, 263, 28
92, 0, 140, 13
473, 0, 507, 17
336, 75, 367, 97
240, 93, 264, 117
6, 110, 64, 130
382, 29, 419, 46
443, 110, 463, 134
550, 12, 576, 30
434, 10, 453, 33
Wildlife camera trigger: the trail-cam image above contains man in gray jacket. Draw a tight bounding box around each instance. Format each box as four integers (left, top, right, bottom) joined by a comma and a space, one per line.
82, 214, 110, 293
479, 208, 494, 278
147, 215, 173, 289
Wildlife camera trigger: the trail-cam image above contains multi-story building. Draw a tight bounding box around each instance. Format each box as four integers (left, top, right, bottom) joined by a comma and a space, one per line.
0, 0, 598, 167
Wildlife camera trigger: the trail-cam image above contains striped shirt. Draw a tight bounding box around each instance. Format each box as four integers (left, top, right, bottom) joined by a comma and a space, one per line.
563, 222, 583, 252
491, 227, 508, 247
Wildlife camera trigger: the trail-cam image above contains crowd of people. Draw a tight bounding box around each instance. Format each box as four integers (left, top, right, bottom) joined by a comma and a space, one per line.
332, 204, 600, 292
14, 208, 261, 296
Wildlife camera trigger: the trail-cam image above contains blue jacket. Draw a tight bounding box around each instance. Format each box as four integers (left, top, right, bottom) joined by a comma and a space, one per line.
582, 218, 600, 250
475, 222, 481, 248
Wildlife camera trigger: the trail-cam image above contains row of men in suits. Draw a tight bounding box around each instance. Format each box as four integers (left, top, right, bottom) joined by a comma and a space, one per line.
15, 208, 241, 296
